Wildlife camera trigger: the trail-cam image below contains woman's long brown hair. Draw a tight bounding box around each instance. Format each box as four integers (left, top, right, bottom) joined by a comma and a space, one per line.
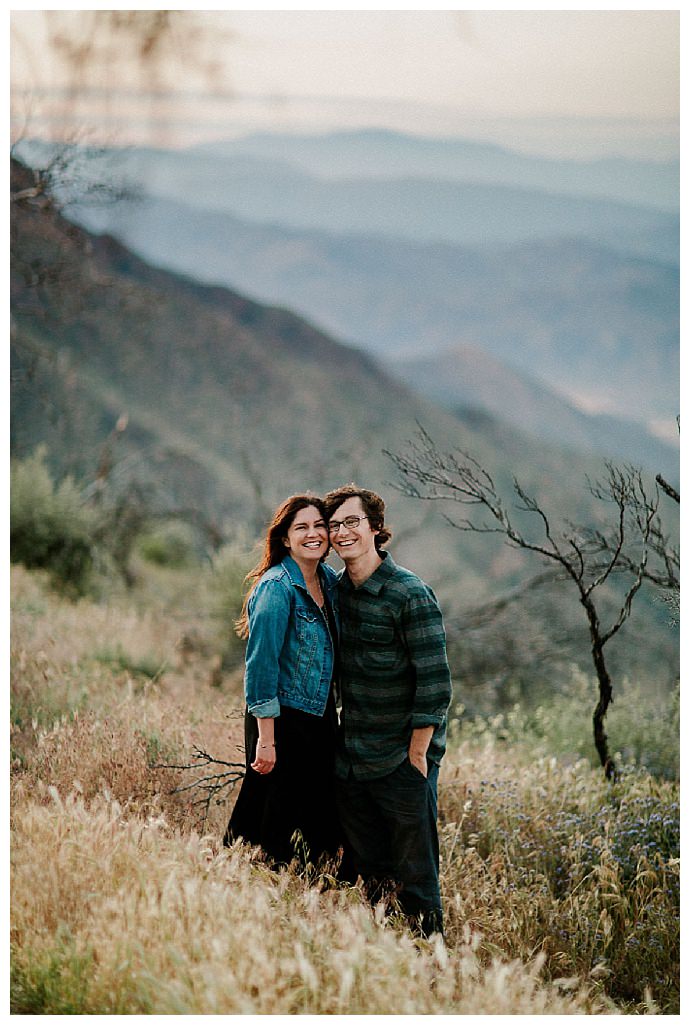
235, 494, 328, 639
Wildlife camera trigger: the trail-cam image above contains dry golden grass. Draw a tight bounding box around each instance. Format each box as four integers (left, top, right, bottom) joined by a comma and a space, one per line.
11, 791, 616, 1014
10, 564, 245, 832
10, 565, 678, 1014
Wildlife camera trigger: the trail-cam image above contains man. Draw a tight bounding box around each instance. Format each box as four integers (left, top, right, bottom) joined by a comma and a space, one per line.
323, 484, 452, 938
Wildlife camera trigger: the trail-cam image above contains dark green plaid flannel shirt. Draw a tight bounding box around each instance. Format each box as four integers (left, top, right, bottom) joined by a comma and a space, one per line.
334, 552, 453, 780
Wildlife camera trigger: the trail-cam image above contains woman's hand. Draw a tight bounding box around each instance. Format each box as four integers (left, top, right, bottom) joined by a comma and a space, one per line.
252, 740, 276, 774
252, 716, 276, 774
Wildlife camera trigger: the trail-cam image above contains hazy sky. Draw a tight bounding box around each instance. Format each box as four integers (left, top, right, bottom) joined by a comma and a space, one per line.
10, 7, 680, 158
225, 10, 678, 117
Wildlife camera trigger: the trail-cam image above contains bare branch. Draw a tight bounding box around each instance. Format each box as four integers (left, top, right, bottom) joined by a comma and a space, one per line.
513, 479, 558, 552
154, 745, 245, 826
656, 474, 680, 505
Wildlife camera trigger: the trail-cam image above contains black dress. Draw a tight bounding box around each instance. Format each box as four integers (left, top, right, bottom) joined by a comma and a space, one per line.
224, 597, 343, 868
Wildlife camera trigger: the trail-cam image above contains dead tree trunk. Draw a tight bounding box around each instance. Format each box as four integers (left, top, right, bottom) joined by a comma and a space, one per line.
583, 597, 616, 779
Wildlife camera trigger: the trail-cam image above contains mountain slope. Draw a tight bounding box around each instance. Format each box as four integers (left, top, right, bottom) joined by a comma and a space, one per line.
389, 345, 677, 479
11, 155, 567, 594
8, 156, 625, 575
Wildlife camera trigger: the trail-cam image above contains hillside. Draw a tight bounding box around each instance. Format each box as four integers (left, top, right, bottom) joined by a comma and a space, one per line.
10, 157, 679, 693
11, 155, 533, 592
10, 564, 679, 1013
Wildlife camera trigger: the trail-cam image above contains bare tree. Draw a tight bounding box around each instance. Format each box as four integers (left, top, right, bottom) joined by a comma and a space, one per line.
11, 11, 233, 150
585, 417, 679, 620
10, 9, 235, 285
386, 425, 669, 779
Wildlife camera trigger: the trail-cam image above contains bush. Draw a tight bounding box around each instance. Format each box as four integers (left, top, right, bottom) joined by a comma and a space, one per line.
10, 448, 97, 596
136, 521, 198, 569
457, 667, 680, 781
93, 644, 167, 682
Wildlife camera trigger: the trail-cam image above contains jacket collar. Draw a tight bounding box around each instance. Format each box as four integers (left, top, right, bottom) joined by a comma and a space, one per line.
282, 554, 338, 597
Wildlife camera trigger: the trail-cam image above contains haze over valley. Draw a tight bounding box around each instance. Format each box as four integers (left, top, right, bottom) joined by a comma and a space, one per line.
18, 127, 677, 467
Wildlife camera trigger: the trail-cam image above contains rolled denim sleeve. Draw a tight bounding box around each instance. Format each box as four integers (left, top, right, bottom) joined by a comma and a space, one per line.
403, 590, 453, 728
244, 577, 292, 718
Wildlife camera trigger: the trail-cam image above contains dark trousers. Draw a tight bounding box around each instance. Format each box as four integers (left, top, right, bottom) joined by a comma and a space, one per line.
335, 758, 443, 937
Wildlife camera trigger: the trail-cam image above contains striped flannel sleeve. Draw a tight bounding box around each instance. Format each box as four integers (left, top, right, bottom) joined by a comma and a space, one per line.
402, 588, 453, 727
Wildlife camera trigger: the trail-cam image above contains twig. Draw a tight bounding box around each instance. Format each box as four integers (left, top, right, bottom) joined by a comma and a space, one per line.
154, 745, 245, 826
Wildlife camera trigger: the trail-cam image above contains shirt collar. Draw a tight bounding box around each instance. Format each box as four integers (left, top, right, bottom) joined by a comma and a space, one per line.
339, 550, 396, 595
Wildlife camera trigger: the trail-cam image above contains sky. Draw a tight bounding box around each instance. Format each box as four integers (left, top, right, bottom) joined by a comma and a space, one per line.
10, 7, 680, 159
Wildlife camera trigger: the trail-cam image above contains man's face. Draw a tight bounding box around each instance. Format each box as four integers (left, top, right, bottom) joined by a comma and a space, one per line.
328, 496, 379, 562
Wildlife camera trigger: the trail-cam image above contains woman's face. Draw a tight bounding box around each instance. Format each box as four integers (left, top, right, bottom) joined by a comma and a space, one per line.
283, 504, 329, 564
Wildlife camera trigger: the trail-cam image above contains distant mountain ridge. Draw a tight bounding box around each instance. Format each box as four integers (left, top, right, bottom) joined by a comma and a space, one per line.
192, 128, 680, 212
14, 137, 678, 263
68, 191, 679, 459
14, 134, 678, 470
129, 153, 679, 260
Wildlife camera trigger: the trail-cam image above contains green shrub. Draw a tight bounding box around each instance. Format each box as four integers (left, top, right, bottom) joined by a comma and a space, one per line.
10, 930, 96, 1014
136, 521, 198, 569
93, 644, 166, 682
605, 679, 679, 780
10, 448, 97, 596
458, 668, 679, 781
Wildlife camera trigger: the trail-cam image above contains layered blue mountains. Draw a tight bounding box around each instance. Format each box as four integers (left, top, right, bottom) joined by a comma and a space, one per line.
14, 129, 679, 478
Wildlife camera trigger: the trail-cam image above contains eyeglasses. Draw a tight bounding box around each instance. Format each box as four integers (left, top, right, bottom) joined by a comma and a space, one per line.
328, 515, 370, 534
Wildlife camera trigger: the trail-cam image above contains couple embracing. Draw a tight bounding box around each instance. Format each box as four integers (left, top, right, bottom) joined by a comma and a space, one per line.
224, 484, 452, 938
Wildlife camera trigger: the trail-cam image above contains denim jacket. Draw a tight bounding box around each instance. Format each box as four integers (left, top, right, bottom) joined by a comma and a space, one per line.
244, 555, 339, 718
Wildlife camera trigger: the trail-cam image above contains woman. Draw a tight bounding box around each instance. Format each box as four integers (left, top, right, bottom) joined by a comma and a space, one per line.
224, 494, 343, 869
